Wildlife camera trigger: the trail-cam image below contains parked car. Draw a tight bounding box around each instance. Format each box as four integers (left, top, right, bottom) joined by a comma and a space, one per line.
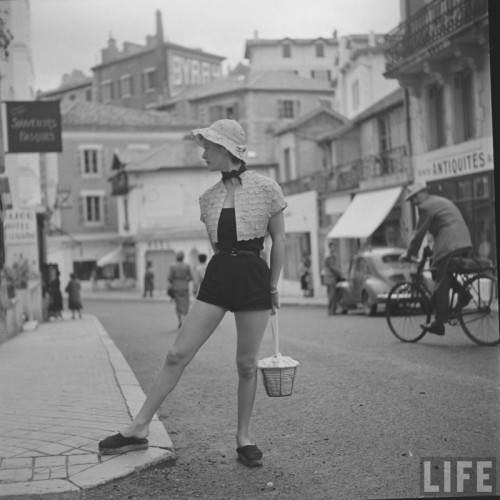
336, 247, 418, 316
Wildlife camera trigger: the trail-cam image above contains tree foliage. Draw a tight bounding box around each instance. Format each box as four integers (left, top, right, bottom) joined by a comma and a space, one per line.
0, 14, 13, 57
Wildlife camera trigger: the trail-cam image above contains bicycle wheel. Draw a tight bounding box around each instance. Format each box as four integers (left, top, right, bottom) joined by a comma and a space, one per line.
458, 274, 499, 346
386, 281, 431, 342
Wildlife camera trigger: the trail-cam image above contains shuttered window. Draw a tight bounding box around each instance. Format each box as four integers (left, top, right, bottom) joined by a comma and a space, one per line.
79, 145, 103, 177
278, 100, 295, 119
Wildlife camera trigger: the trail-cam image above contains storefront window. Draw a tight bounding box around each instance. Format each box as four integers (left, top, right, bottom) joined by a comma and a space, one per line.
474, 175, 489, 199
284, 232, 311, 281
457, 179, 472, 200
429, 172, 496, 266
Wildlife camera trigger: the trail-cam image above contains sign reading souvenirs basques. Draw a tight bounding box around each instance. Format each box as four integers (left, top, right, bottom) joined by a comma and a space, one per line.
2, 101, 62, 153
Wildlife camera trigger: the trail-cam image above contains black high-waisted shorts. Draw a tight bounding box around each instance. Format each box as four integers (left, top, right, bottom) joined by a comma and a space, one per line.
197, 253, 272, 312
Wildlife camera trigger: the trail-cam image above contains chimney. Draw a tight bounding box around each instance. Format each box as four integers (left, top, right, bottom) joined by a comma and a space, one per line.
101, 33, 119, 62
254, 30, 259, 39
156, 10, 164, 46
154, 10, 169, 98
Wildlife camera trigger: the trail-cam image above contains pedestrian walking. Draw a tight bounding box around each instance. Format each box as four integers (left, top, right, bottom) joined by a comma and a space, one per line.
400, 182, 472, 335
192, 253, 207, 296
65, 273, 82, 319
99, 119, 286, 467
143, 261, 154, 298
322, 242, 343, 315
298, 253, 312, 297
47, 268, 63, 320
168, 251, 193, 329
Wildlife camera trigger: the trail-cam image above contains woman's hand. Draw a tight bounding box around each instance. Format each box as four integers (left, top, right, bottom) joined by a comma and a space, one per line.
271, 290, 280, 315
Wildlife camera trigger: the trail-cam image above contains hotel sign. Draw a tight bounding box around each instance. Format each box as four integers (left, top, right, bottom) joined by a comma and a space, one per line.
2, 101, 62, 153
414, 137, 494, 183
3, 208, 37, 245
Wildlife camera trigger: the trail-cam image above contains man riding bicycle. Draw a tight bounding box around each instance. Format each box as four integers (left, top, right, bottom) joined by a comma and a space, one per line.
400, 183, 472, 336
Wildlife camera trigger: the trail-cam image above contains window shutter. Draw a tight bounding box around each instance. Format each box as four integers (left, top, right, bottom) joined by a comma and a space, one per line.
130, 76, 134, 95
78, 196, 85, 225
76, 150, 82, 176
102, 196, 109, 225
99, 149, 105, 176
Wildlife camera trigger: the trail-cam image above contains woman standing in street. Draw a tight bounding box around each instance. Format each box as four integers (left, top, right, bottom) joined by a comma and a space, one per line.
65, 273, 83, 319
99, 119, 286, 467
47, 268, 63, 320
167, 251, 193, 329
323, 242, 343, 315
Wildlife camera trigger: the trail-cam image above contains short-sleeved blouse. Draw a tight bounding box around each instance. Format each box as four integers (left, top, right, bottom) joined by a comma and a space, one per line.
199, 170, 287, 244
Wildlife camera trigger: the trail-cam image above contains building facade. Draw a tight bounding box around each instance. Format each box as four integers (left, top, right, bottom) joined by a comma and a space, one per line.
37, 70, 92, 106
92, 10, 224, 110
37, 10, 225, 111
0, 0, 44, 337
334, 33, 401, 119
273, 107, 349, 297
244, 34, 339, 83
278, 87, 412, 295
162, 70, 335, 167
46, 101, 202, 289
384, 0, 494, 265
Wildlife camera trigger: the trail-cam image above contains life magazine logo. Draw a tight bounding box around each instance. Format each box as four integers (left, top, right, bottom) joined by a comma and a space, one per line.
420, 457, 496, 497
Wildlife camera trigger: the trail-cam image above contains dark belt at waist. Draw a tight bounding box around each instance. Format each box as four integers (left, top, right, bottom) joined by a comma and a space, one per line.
218, 249, 260, 257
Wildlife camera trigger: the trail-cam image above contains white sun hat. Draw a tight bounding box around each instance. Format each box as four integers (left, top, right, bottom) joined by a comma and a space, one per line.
191, 119, 247, 162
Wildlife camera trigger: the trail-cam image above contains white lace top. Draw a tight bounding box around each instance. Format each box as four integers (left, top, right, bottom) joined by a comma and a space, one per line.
199, 170, 287, 243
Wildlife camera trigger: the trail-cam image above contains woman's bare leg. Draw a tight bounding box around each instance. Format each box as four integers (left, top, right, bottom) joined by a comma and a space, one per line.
234, 309, 270, 447
121, 300, 226, 438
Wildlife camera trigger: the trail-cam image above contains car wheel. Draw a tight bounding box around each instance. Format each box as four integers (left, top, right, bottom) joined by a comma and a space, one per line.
362, 291, 377, 316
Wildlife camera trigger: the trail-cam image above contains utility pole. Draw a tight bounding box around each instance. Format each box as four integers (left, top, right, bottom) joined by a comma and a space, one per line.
0, 12, 13, 269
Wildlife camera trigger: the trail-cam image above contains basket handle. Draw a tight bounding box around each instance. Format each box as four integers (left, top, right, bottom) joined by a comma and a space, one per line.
270, 312, 280, 357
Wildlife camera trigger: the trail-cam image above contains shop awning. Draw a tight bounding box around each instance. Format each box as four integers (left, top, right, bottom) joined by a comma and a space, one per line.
327, 186, 403, 239
96, 246, 123, 267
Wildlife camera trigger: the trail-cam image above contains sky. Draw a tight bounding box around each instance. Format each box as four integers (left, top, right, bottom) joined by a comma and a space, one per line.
31, 0, 401, 92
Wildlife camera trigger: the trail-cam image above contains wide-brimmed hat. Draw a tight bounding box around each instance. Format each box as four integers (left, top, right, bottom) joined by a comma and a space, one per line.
404, 182, 427, 201
191, 119, 247, 162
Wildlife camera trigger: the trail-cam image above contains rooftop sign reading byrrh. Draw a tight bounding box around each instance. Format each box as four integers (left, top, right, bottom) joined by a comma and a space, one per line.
1, 101, 62, 153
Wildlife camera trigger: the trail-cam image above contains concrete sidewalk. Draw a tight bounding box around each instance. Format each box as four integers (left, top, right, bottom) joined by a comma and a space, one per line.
0, 314, 174, 499
0, 291, 325, 499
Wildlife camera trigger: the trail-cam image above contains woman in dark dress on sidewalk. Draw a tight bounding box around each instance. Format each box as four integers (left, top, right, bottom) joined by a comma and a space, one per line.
47, 270, 63, 320
167, 251, 193, 329
99, 119, 287, 467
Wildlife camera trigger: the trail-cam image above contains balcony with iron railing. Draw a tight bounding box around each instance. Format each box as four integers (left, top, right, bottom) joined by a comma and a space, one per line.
281, 168, 337, 197
384, 0, 488, 76
281, 146, 410, 196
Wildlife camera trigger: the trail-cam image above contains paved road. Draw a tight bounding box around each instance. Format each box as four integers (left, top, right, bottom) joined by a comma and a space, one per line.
84, 298, 499, 500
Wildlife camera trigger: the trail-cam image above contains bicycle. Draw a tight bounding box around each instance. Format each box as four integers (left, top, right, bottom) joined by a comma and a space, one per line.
385, 250, 499, 346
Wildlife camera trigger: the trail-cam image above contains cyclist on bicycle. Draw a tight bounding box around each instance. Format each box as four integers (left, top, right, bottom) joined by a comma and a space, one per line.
400, 183, 472, 335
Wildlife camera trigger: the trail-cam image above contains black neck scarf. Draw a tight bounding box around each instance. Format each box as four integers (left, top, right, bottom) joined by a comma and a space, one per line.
221, 164, 247, 185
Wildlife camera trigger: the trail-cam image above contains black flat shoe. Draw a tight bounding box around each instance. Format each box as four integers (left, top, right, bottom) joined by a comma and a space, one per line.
236, 445, 263, 467
98, 432, 149, 455
421, 321, 445, 336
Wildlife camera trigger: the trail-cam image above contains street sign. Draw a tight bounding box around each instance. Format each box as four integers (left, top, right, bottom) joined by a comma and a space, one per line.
1, 101, 62, 153
55, 187, 72, 209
